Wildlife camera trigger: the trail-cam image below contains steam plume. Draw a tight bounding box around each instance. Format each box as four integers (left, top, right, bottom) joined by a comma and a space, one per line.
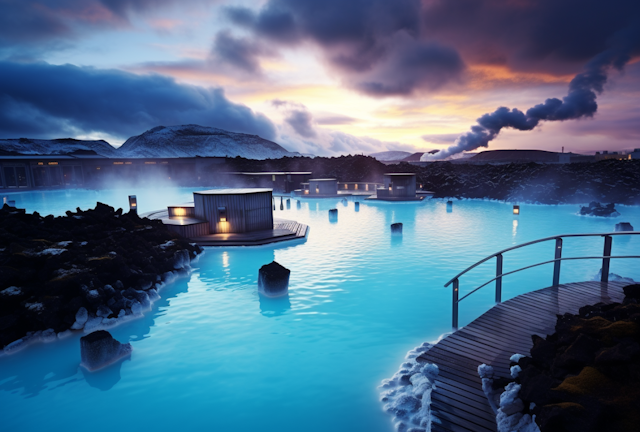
422, 33, 638, 160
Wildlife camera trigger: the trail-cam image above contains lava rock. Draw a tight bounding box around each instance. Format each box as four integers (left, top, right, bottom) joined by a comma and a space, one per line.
391, 223, 403, 235
80, 330, 132, 371
579, 202, 619, 217
258, 261, 290, 298
615, 222, 634, 231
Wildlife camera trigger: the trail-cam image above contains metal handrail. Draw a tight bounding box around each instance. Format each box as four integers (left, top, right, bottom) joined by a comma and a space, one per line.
447, 232, 640, 330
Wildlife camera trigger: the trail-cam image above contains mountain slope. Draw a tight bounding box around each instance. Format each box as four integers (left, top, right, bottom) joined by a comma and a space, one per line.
117, 124, 300, 159
369, 151, 412, 161
0, 138, 118, 157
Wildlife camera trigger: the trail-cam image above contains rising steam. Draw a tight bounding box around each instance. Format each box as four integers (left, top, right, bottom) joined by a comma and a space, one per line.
422, 32, 638, 161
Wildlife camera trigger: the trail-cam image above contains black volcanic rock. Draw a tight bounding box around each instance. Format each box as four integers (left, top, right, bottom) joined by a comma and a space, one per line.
258, 261, 290, 298
80, 330, 132, 371
0, 203, 202, 350
579, 202, 619, 217
512, 285, 640, 432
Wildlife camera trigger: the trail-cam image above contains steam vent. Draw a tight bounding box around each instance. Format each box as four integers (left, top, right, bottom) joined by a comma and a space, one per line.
147, 188, 308, 246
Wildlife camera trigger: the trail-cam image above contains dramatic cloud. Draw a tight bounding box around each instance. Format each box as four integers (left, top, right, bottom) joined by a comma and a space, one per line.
0, 0, 211, 56
271, 100, 317, 138
0, 61, 276, 141
424, 27, 640, 159
422, 0, 640, 74
211, 31, 275, 75
225, 0, 465, 96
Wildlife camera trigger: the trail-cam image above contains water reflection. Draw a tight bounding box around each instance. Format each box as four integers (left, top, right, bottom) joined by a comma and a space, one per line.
391, 235, 403, 247
81, 356, 130, 391
259, 294, 292, 317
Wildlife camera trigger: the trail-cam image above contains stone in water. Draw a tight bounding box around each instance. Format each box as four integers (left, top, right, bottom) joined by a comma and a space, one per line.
258, 261, 291, 298
80, 330, 132, 372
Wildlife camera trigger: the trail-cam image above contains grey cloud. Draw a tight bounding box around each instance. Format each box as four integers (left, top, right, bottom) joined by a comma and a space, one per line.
0, 61, 276, 141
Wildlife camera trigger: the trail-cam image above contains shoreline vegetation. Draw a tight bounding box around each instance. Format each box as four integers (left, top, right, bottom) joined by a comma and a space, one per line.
0, 203, 202, 354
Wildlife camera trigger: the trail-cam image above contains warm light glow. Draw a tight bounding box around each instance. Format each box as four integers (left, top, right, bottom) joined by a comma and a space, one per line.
48, 162, 58, 165
305, 190, 309, 195
113, 161, 124, 165
37, 162, 44, 165
219, 217, 227, 222
315, 186, 319, 193
173, 207, 186, 216
513, 205, 520, 215
366, 185, 369, 191
144, 161, 156, 165
125, 161, 132, 165
345, 184, 348, 189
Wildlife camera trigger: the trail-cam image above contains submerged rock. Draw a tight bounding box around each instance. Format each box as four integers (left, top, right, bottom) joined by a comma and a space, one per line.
258, 261, 290, 298
80, 330, 132, 371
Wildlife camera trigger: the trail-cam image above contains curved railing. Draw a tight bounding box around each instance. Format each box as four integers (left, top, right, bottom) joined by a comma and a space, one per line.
445, 232, 640, 330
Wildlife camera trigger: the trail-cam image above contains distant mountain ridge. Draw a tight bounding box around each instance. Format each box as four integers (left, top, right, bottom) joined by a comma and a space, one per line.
118, 125, 300, 159
0, 138, 118, 157
0, 125, 300, 160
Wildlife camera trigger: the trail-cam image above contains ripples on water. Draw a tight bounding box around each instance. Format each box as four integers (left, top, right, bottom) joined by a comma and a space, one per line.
1, 189, 639, 432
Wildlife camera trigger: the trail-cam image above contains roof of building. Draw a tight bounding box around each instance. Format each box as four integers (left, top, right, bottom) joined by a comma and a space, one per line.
384, 173, 416, 176
194, 188, 272, 195
228, 172, 312, 175
309, 178, 337, 181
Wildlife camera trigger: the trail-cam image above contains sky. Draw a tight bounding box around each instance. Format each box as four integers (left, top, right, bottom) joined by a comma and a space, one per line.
0, 0, 639, 157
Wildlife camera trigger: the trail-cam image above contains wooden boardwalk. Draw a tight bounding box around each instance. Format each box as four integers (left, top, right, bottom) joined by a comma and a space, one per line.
190, 219, 308, 246
416, 280, 628, 432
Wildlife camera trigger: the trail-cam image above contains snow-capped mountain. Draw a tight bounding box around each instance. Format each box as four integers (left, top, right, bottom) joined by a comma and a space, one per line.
117, 125, 300, 159
0, 138, 118, 157
369, 151, 412, 161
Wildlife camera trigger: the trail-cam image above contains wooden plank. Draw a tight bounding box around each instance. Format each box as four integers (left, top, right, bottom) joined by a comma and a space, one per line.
424, 280, 624, 432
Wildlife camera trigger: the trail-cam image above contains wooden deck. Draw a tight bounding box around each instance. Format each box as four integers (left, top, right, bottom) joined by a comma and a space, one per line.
416, 280, 628, 432
190, 219, 308, 246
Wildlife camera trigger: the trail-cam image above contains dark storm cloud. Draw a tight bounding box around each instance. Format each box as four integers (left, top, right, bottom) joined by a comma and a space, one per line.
428, 26, 640, 159
421, 0, 640, 74
212, 31, 275, 75
0, 61, 276, 140
224, 0, 464, 95
351, 36, 464, 96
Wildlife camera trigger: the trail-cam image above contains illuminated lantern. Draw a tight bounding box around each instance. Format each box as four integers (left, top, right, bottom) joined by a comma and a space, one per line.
218, 206, 227, 222
128, 195, 137, 214
513, 205, 520, 215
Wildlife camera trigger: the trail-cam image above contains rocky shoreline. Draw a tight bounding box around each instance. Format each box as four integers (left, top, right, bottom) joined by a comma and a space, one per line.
512, 284, 640, 432
0, 203, 203, 354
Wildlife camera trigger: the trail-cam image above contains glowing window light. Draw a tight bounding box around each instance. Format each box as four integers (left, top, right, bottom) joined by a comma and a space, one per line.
37, 162, 44, 165
173, 207, 187, 216
513, 205, 520, 215
366, 184, 369, 191
355, 184, 358, 190
315, 186, 319, 194
218, 206, 227, 222
48, 162, 58, 165
344, 184, 348, 189
144, 161, 156, 165
304, 190, 309, 195
113, 162, 124, 165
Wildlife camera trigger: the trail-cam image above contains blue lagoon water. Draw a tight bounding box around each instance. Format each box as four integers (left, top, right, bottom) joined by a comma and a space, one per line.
1, 189, 639, 432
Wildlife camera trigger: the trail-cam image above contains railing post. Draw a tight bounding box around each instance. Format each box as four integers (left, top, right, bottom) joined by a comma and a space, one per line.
452, 278, 459, 330
601, 235, 612, 283
495, 254, 503, 303
552, 238, 563, 287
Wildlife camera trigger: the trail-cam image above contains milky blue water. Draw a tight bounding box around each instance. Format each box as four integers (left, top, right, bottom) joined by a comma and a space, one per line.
1, 189, 639, 432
